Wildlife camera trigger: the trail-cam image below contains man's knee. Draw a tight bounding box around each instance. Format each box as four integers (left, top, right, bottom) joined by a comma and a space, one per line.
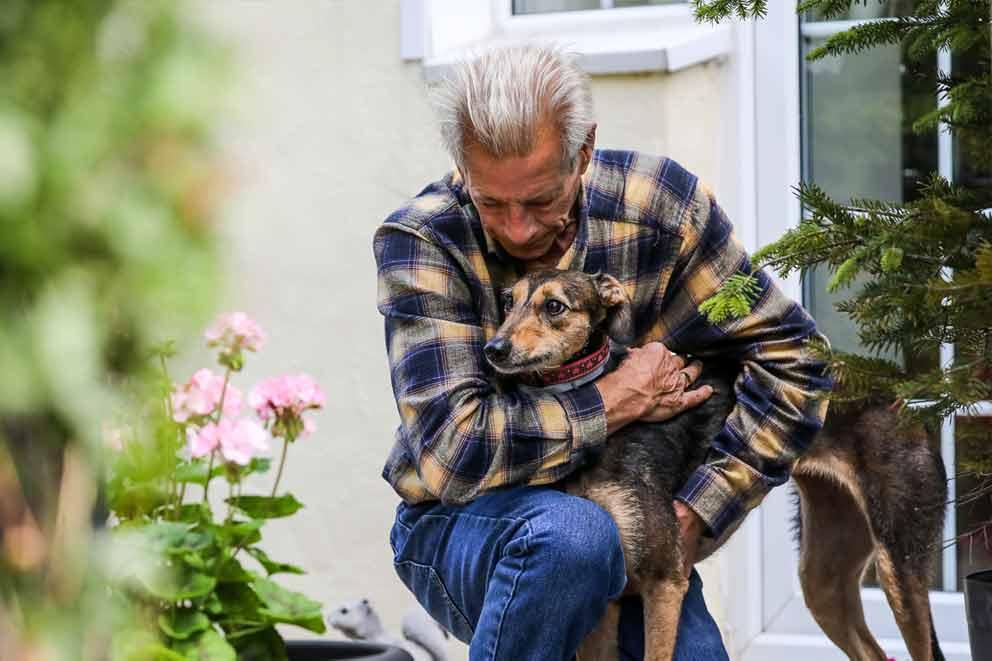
521, 494, 626, 598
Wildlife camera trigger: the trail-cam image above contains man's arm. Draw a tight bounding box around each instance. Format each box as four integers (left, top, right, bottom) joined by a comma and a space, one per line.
376, 221, 708, 505
664, 184, 834, 539
375, 222, 611, 505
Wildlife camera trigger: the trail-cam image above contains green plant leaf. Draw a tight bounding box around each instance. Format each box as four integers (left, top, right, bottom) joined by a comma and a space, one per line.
248, 457, 272, 474
142, 565, 217, 601
134, 522, 196, 551
245, 547, 305, 576
112, 629, 187, 661
158, 610, 211, 640
880, 246, 904, 273
227, 627, 288, 661
174, 461, 225, 485
251, 577, 326, 633
215, 581, 264, 621
216, 557, 252, 583
203, 592, 224, 615
226, 494, 303, 519
174, 628, 237, 661
219, 519, 264, 547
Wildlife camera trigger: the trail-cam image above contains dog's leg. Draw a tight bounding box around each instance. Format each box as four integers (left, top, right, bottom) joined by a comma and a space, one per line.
794, 473, 888, 661
641, 577, 688, 661
874, 546, 938, 660
576, 601, 622, 661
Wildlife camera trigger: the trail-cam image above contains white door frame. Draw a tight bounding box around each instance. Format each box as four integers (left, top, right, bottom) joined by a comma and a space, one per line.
719, 3, 971, 659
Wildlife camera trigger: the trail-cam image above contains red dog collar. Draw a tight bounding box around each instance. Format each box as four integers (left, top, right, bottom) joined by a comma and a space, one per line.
521, 336, 611, 388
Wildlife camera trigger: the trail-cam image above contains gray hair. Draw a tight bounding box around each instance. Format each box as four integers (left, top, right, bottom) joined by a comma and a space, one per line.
432, 42, 594, 172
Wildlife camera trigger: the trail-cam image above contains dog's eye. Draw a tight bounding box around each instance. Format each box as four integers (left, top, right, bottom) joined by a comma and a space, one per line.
501, 291, 513, 312
545, 299, 566, 316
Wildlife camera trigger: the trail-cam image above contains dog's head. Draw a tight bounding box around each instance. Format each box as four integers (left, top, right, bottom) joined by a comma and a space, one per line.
484, 269, 633, 375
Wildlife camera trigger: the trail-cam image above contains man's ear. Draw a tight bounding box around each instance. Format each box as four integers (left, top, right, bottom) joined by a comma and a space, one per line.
595, 272, 634, 345
578, 125, 597, 175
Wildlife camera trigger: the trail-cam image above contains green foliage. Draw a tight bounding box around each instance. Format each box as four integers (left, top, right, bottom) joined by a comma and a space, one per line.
226, 493, 304, 519
0, 1, 228, 658
698, 273, 762, 323
697, 1, 992, 503
104, 335, 327, 658
692, 0, 767, 22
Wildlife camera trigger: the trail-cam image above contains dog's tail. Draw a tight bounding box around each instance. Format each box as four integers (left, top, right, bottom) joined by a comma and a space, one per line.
929, 609, 945, 661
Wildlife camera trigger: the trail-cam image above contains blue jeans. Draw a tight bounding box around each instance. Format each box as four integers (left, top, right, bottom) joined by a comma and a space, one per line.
389, 486, 729, 661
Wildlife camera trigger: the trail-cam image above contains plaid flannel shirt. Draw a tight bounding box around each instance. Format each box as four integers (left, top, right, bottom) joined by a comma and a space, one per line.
374, 150, 832, 538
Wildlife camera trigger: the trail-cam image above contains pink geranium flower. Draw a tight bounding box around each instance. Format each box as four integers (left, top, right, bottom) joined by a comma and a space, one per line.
204, 312, 266, 353
186, 418, 269, 465
249, 374, 325, 437
171, 368, 242, 423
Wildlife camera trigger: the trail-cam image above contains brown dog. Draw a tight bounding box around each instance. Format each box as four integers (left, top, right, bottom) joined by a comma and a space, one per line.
483, 268, 947, 661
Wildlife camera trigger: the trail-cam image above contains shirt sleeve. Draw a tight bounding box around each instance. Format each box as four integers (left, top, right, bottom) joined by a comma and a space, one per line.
374, 221, 609, 505
666, 184, 834, 538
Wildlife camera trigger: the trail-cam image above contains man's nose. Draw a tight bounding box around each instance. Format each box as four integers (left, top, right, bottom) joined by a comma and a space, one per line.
505, 206, 537, 244
484, 337, 512, 363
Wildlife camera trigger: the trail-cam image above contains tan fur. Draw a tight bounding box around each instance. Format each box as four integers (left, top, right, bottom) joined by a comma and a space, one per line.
875, 548, 936, 660
577, 602, 622, 661
793, 472, 888, 661
489, 270, 944, 661
642, 579, 689, 661
583, 484, 640, 560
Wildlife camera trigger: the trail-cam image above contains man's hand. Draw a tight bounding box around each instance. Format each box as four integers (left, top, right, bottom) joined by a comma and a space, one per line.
596, 342, 713, 434
674, 499, 705, 578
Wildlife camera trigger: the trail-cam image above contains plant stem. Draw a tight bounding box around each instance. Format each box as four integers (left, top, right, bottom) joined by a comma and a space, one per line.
202, 450, 216, 506
225, 480, 235, 525
215, 368, 232, 423
270, 435, 292, 498
175, 483, 187, 520
201, 368, 232, 507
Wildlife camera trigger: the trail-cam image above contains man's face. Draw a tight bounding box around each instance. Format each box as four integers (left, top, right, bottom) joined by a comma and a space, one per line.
461, 123, 594, 261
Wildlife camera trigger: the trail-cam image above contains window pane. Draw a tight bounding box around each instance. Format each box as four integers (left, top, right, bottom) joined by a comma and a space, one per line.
802, 36, 937, 203
956, 416, 992, 591
801, 33, 937, 361
512, 0, 682, 13
513, 0, 600, 14
953, 46, 992, 191
613, 0, 684, 6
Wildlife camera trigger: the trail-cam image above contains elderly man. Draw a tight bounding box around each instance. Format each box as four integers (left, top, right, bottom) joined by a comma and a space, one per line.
374, 43, 830, 660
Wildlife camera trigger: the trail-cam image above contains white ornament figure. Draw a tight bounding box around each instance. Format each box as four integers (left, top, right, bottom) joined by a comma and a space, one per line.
326, 598, 448, 661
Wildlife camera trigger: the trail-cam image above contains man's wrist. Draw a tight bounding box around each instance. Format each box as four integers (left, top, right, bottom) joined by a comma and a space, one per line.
595, 369, 645, 435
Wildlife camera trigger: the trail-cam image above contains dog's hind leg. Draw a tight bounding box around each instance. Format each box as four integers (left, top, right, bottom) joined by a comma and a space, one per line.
794, 472, 888, 661
874, 548, 941, 661
641, 577, 688, 661
576, 601, 622, 661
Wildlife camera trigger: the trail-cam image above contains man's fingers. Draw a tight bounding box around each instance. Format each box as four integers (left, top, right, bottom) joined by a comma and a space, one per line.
681, 360, 704, 384
681, 384, 713, 410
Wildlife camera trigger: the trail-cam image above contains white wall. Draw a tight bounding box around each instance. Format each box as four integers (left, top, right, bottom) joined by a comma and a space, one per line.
189, 2, 735, 658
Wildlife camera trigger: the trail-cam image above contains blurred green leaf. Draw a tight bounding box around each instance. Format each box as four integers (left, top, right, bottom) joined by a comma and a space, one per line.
158, 610, 211, 641
173, 628, 236, 661
226, 494, 303, 519
245, 546, 304, 576
252, 577, 326, 634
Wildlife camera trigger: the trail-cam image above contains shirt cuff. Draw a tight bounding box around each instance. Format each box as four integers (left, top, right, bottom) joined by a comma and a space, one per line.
676, 464, 746, 538
554, 383, 608, 452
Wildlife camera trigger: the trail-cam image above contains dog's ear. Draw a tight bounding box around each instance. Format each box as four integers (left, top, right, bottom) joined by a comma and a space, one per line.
595, 273, 634, 345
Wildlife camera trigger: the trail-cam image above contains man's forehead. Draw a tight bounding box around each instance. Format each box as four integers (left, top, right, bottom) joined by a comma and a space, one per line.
462, 131, 565, 199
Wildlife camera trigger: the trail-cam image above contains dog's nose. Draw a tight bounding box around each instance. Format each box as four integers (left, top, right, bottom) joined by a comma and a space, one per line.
484, 337, 511, 363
